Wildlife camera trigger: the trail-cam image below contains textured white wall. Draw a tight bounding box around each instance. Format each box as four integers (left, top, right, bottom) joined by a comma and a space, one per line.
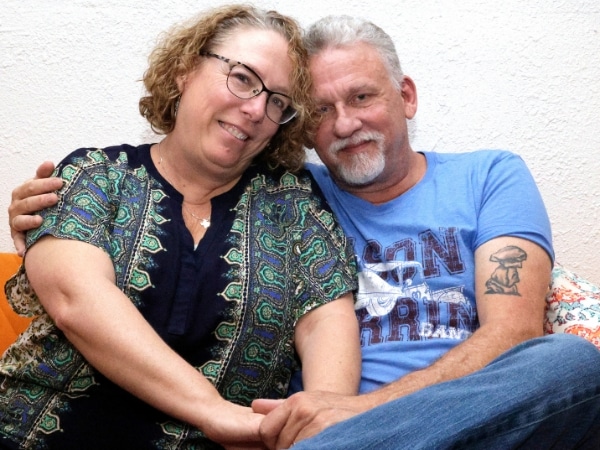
1, 0, 599, 283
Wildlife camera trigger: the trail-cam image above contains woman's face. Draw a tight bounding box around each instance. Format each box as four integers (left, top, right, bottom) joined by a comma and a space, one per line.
173, 28, 293, 177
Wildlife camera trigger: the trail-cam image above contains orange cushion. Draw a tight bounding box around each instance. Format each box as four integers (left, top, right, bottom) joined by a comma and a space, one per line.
0, 253, 32, 353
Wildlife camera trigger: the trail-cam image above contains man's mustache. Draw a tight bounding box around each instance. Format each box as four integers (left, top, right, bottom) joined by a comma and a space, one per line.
329, 131, 385, 154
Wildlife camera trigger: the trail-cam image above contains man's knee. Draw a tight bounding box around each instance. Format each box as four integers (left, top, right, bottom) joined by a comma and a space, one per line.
533, 333, 600, 377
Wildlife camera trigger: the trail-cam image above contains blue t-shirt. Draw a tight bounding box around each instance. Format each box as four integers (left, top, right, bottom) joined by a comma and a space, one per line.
306, 150, 553, 393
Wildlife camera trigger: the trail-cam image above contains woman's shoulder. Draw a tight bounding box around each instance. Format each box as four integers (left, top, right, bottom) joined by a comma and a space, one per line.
51, 143, 156, 196
52, 144, 154, 185
60, 143, 151, 167
245, 164, 319, 194
240, 165, 338, 225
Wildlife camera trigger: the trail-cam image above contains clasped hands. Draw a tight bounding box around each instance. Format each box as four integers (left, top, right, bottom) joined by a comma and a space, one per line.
250, 390, 364, 449
219, 391, 365, 449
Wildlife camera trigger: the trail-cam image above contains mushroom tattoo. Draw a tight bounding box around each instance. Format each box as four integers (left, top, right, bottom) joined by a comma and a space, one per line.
485, 246, 528, 295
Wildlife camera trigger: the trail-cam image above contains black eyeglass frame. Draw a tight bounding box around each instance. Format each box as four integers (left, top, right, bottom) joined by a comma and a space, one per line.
200, 51, 297, 124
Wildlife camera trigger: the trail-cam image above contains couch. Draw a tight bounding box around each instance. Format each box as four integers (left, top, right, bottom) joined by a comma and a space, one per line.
1, 253, 600, 354
0, 253, 32, 352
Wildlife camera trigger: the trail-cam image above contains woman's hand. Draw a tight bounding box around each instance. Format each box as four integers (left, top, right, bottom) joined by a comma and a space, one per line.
8, 161, 62, 255
202, 401, 266, 449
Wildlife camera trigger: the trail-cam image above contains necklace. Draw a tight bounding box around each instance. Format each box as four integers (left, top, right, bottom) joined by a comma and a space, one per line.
157, 141, 211, 229
183, 204, 211, 229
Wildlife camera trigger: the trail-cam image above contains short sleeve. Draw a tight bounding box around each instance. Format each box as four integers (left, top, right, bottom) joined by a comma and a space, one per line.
26, 148, 118, 255
287, 198, 358, 321
241, 171, 358, 323
476, 152, 553, 262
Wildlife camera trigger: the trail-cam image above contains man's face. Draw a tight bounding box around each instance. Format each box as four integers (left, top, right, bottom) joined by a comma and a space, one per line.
309, 42, 416, 191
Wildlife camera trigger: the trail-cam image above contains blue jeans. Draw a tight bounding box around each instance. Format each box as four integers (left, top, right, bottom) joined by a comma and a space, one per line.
293, 334, 600, 449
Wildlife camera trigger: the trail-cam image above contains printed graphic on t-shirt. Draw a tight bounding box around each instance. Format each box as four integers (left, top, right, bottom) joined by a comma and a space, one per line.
355, 229, 477, 346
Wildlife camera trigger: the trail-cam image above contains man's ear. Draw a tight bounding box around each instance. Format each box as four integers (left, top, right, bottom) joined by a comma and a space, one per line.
400, 76, 418, 120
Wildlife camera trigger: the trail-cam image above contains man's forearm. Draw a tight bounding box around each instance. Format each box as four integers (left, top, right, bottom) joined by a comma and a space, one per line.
362, 321, 541, 407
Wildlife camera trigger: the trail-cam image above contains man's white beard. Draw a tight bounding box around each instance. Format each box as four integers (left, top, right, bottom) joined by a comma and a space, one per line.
329, 131, 386, 186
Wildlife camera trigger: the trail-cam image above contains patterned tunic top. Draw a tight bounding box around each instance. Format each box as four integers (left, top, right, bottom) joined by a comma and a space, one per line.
0, 144, 357, 449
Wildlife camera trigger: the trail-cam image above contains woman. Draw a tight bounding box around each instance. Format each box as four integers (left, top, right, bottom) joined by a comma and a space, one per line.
0, 5, 360, 449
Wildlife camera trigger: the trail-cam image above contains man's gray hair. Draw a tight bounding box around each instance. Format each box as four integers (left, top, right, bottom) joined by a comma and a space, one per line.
304, 15, 404, 89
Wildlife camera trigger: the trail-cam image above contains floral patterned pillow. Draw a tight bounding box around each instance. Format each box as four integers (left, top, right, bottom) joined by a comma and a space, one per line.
545, 263, 600, 350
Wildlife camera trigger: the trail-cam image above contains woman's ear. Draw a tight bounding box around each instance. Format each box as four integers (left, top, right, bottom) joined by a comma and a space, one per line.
176, 74, 188, 93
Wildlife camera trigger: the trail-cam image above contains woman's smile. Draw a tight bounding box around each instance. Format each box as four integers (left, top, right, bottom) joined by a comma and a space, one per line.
219, 120, 249, 141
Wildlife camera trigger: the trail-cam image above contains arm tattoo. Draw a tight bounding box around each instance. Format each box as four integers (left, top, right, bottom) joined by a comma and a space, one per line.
484, 245, 528, 296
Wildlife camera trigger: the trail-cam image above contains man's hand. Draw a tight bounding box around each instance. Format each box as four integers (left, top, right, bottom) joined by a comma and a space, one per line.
253, 392, 370, 449
9, 161, 62, 255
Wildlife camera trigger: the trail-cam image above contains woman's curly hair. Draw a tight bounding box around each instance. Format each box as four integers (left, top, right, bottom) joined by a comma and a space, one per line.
139, 4, 314, 172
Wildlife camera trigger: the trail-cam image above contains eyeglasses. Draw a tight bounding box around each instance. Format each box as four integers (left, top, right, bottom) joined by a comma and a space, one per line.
200, 52, 297, 125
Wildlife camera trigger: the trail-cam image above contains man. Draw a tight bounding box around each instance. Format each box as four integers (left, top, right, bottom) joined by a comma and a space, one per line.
8, 15, 600, 450
250, 15, 600, 449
